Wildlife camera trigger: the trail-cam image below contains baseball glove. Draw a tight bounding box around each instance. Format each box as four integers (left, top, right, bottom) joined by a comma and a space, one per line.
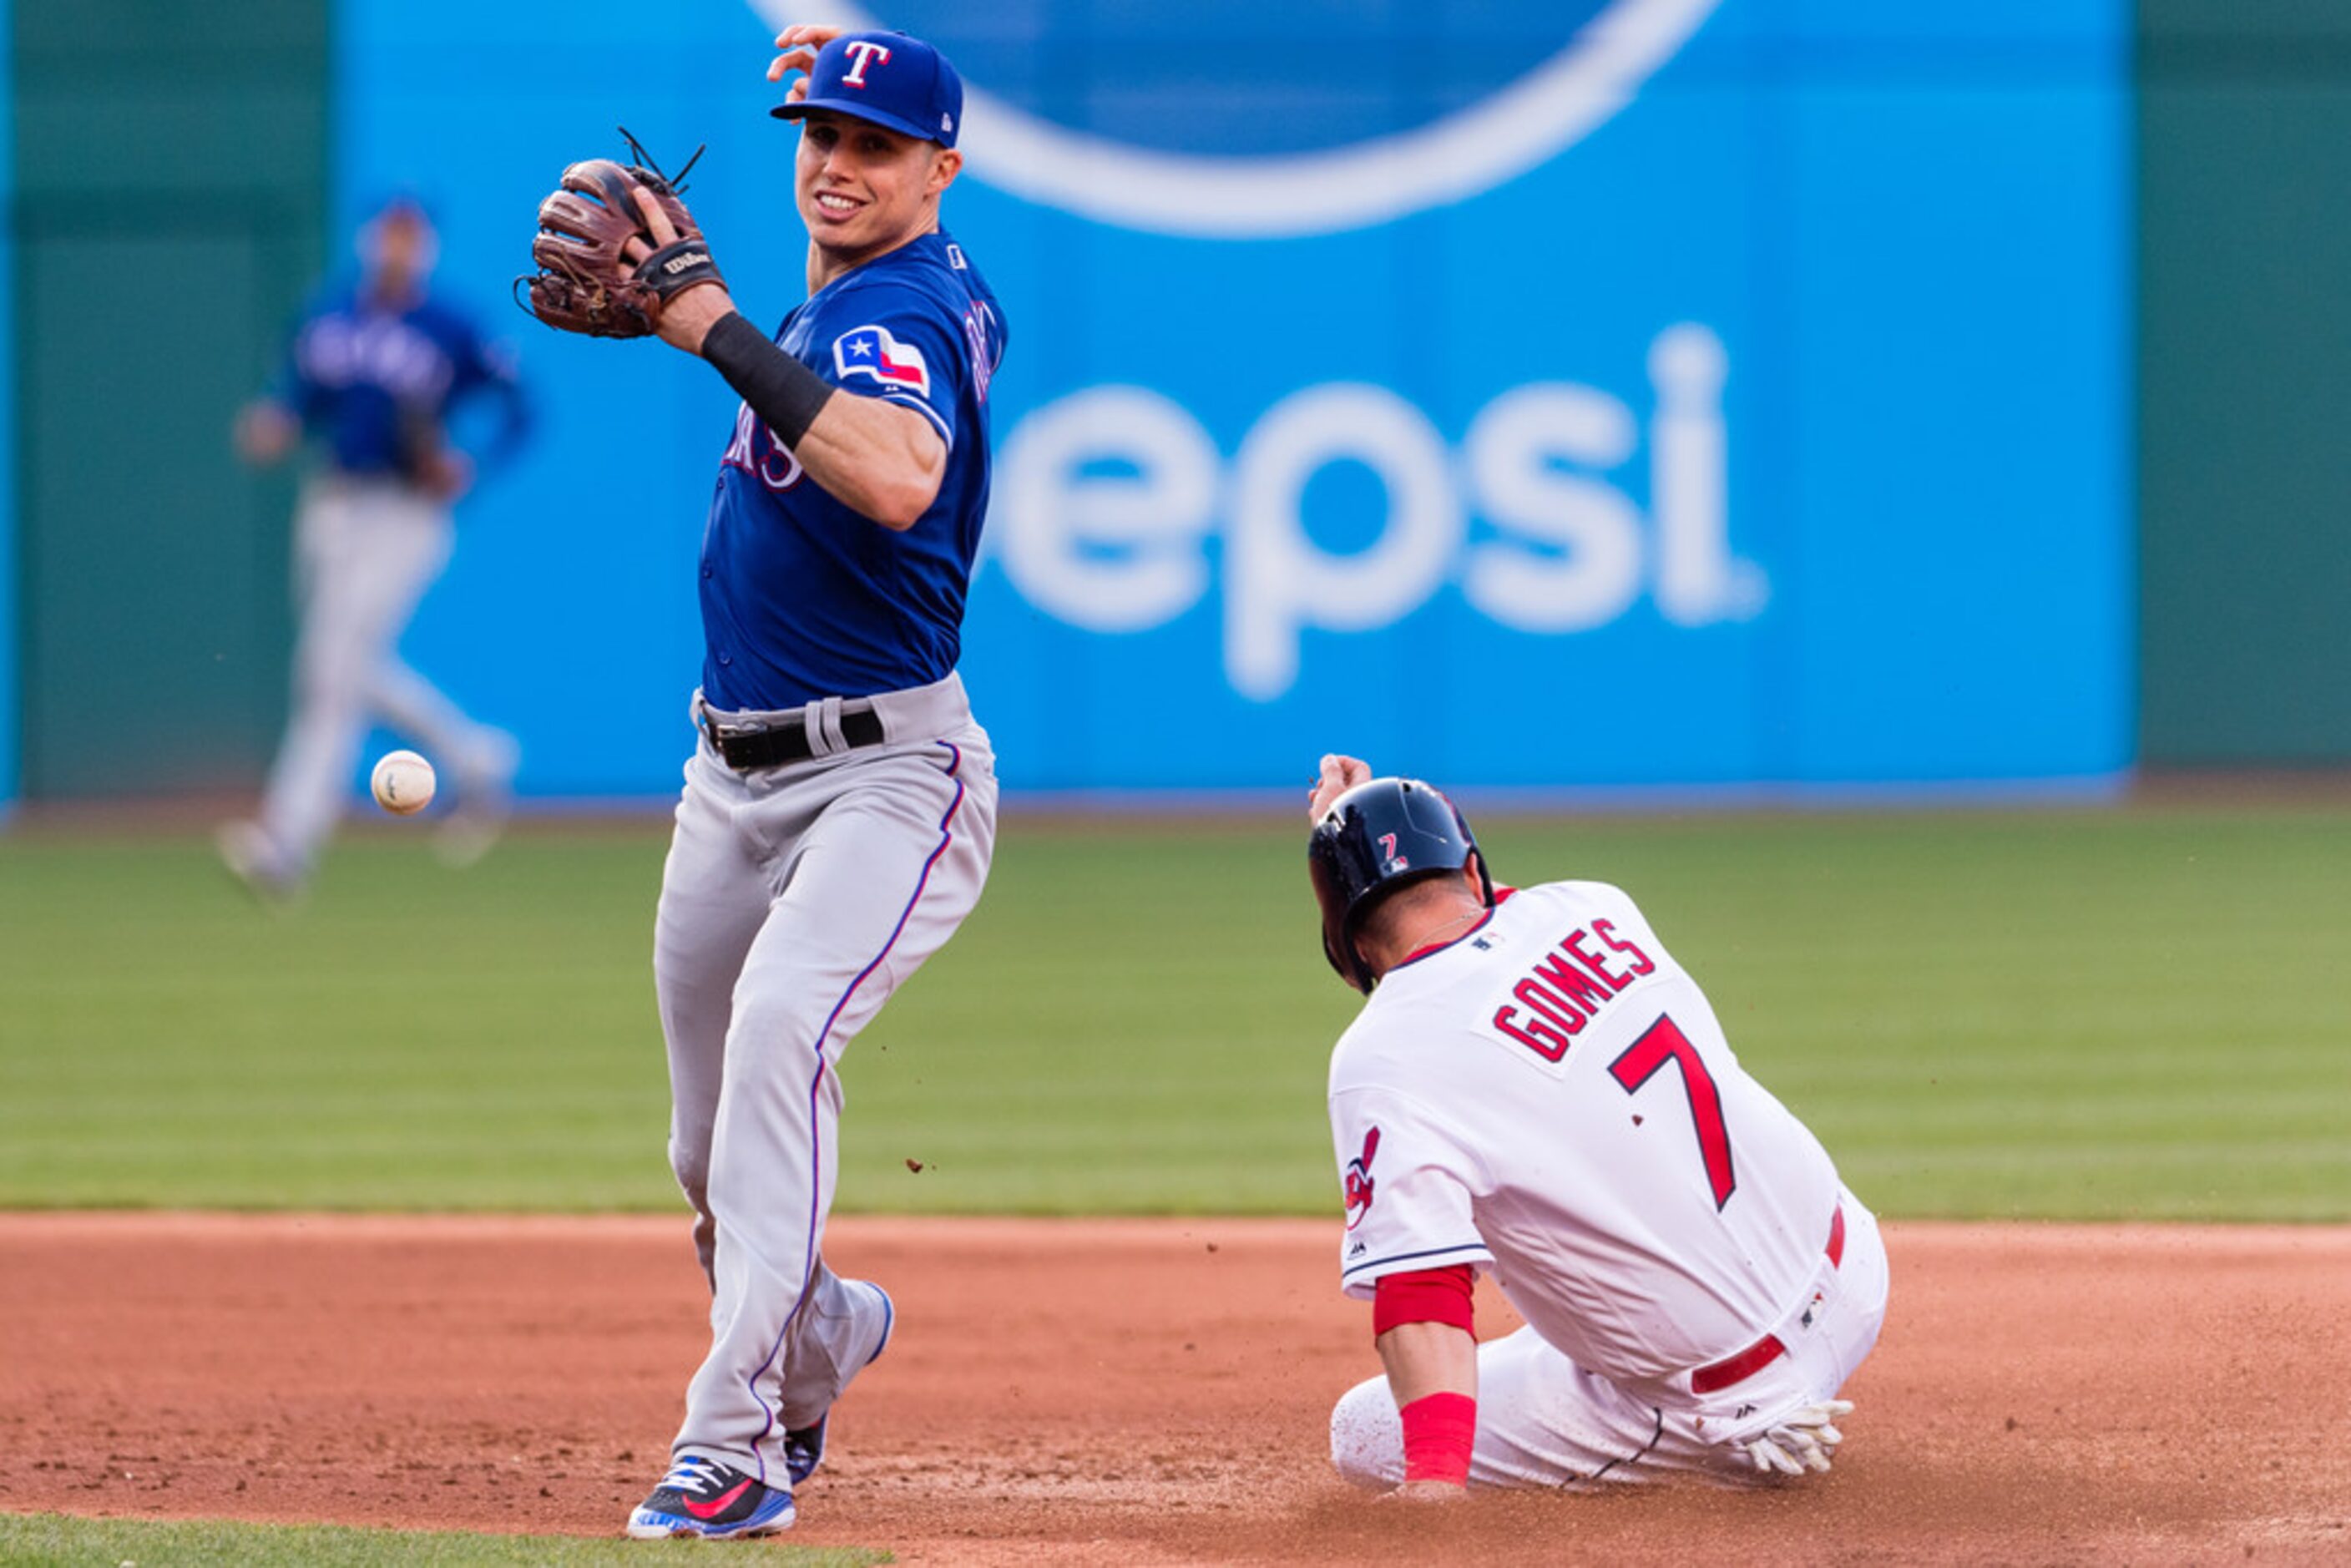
523, 137, 724, 338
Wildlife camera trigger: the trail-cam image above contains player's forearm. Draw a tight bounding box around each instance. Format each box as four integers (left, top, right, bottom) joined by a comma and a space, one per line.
1378, 1323, 1478, 1490
698, 310, 943, 529
1375, 1320, 1477, 1404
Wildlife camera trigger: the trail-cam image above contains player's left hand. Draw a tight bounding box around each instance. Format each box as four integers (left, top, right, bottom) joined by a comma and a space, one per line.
1307, 754, 1373, 824
1743, 1399, 1853, 1477
524, 153, 726, 343
621, 188, 736, 355
767, 23, 845, 97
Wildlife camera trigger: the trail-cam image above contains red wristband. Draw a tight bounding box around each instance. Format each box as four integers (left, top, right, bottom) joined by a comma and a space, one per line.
1373, 1265, 1475, 1338
1398, 1390, 1476, 1485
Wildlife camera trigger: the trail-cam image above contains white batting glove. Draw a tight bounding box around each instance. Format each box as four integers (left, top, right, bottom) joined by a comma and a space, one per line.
1744, 1399, 1853, 1477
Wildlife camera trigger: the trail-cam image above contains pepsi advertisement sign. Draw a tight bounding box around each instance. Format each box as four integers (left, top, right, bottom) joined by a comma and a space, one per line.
343, 0, 2131, 797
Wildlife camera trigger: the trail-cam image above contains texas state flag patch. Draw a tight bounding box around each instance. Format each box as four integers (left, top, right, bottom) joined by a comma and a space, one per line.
833, 324, 931, 397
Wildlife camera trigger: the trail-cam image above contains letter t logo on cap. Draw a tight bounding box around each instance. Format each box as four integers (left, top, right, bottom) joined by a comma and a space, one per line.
841, 40, 892, 87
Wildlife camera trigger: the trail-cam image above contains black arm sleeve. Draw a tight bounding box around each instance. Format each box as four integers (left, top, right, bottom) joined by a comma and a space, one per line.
700, 311, 836, 448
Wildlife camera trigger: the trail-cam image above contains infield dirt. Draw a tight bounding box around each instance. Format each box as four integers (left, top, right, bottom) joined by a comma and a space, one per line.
3, 1215, 2347, 1565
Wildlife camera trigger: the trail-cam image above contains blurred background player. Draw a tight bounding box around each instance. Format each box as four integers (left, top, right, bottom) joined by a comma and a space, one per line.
1302, 755, 1887, 1495
220, 193, 530, 899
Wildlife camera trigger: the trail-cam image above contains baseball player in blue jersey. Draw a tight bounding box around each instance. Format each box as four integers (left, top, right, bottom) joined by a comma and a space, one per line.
222, 195, 529, 899
528, 24, 1005, 1540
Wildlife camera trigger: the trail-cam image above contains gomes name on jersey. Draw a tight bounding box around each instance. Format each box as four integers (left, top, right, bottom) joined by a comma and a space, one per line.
1489, 917, 1656, 1063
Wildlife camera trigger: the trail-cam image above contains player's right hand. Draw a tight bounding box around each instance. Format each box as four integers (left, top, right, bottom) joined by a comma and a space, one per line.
768, 23, 845, 98
1307, 754, 1373, 824
414, 444, 474, 502
1743, 1399, 1853, 1477
234, 402, 298, 466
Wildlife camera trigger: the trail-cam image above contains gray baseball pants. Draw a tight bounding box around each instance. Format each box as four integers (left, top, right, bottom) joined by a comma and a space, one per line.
653, 671, 997, 1481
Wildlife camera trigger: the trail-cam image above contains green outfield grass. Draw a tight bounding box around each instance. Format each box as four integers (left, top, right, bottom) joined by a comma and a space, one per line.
0, 1513, 884, 1565
1, 806, 2346, 1220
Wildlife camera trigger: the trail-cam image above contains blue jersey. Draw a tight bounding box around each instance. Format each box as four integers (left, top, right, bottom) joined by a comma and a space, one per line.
268, 283, 528, 483
700, 230, 1007, 710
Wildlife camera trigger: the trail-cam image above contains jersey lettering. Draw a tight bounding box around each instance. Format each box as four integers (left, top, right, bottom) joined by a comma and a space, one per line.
960, 303, 995, 404
1531, 949, 1615, 1015
721, 401, 804, 493
1492, 998, 1575, 1061
1610, 1014, 1736, 1209
1593, 918, 1657, 976
1488, 920, 1661, 1063
1564, 928, 1629, 990
1514, 975, 1587, 1037
297, 316, 453, 402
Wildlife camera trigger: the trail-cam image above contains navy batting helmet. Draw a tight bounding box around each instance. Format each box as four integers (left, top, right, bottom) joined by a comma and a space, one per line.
1307, 776, 1494, 994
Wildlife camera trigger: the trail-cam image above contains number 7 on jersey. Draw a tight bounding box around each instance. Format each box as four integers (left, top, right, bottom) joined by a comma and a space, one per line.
1609, 1014, 1737, 1210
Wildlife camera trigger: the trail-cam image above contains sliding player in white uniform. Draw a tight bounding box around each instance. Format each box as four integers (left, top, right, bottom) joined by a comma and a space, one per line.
1302, 756, 1889, 1495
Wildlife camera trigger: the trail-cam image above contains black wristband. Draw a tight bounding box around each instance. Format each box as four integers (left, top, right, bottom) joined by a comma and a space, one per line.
700, 311, 836, 448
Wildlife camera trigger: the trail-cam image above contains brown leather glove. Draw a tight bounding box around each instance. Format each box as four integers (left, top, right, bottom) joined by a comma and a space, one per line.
523, 156, 723, 338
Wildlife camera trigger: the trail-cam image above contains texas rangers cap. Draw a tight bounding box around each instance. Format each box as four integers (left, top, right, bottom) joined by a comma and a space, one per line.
771, 31, 963, 148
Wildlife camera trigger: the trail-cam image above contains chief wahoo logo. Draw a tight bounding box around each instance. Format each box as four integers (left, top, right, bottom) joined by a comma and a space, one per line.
1343, 1126, 1381, 1231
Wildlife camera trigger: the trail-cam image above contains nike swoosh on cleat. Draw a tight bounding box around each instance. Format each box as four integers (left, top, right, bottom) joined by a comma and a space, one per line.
683, 1478, 755, 1520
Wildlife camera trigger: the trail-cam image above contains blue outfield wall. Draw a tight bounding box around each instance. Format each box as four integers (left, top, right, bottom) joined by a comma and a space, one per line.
339, 0, 2131, 797
0, 0, 15, 817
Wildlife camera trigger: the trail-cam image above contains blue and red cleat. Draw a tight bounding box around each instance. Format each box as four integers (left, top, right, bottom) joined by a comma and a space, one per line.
626, 1280, 893, 1536
624, 1454, 795, 1540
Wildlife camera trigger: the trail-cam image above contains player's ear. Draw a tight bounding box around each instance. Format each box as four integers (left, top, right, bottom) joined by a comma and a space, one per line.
928, 146, 962, 197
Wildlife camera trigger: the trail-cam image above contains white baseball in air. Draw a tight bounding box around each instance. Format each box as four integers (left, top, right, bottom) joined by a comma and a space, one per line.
371, 750, 437, 816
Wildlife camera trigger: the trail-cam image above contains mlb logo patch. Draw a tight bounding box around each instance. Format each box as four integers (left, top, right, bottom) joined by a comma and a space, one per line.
833, 324, 932, 397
